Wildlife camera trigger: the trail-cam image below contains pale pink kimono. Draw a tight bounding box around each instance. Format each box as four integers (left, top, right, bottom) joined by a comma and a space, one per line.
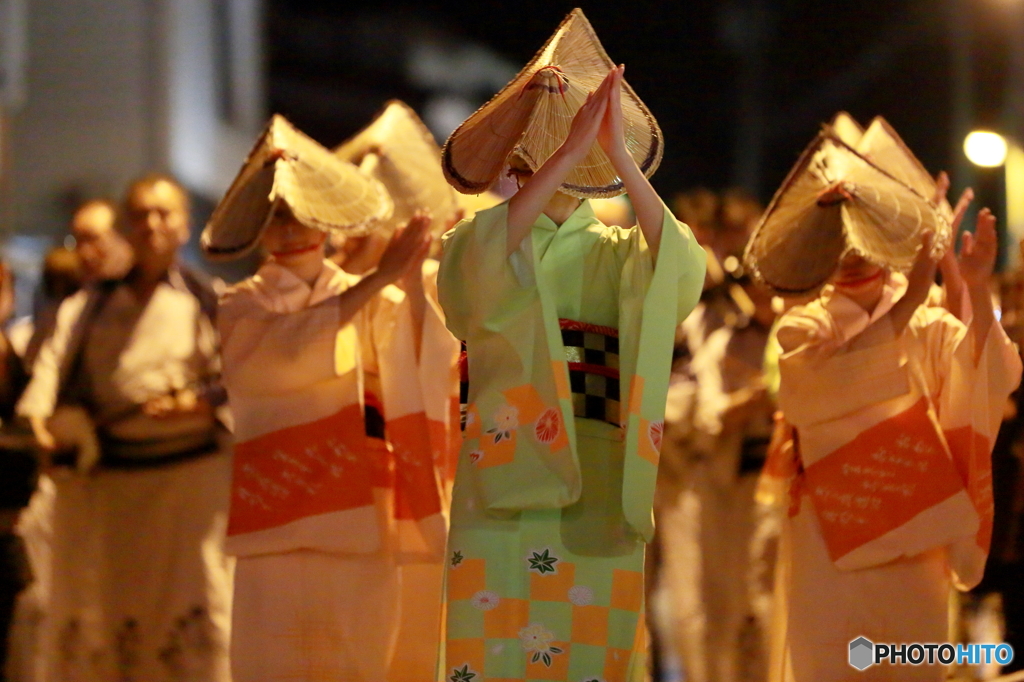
219, 259, 458, 682
769, 273, 1021, 682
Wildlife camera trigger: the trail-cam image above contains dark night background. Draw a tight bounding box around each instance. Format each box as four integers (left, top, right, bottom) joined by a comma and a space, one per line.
264, 0, 1024, 211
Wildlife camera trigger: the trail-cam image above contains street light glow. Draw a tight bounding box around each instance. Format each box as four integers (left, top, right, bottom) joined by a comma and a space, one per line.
964, 131, 1009, 167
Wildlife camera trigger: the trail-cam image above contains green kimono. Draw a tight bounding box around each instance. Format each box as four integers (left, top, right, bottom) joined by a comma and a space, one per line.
437, 199, 704, 682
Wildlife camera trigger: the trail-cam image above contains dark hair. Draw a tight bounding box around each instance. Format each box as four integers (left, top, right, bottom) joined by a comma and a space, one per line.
41, 247, 82, 300
123, 173, 191, 215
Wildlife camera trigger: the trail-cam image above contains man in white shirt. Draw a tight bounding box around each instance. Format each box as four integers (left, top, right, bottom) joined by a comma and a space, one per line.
18, 174, 232, 682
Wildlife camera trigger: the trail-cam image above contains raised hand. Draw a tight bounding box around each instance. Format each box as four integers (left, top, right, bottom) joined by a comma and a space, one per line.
907, 231, 940, 297
505, 71, 618, 251
950, 188, 974, 234
597, 65, 627, 160
956, 208, 1000, 358
932, 171, 950, 207
376, 212, 432, 284
560, 74, 612, 164
937, 186, 974, 321
888, 231, 939, 334
959, 208, 998, 289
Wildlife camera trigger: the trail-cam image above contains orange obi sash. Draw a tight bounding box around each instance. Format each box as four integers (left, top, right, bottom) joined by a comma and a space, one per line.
802, 397, 973, 566
227, 403, 373, 538
365, 390, 444, 523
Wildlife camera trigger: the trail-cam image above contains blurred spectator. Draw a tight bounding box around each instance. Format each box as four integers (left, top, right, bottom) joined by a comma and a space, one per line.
673, 188, 720, 249
651, 189, 778, 682
655, 266, 778, 682
69, 199, 132, 284
0, 264, 28, 418
9, 197, 130, 371
0, 261, 38, 682
3, 206, 122, 682
674, 188, 725, 293
16, 174, 231, 682
715, 188, 762, 262
7, 248, 82, 373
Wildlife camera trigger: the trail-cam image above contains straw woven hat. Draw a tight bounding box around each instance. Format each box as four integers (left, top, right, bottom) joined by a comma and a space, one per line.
202, 114, 393, 260
744, 129, 949, 295
830, 112, 954, 223
830, 111, 865, 147
856, 116, 954, 223
335, 100, 459, 236
441, 8, 662, 198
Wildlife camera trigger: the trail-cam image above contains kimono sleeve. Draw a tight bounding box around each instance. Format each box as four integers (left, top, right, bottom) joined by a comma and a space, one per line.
931, 309, 1023, 589
667, 219, 708, 325
372, 280, 456, 563
438, 202, 514, 342
619, 204, 706, 541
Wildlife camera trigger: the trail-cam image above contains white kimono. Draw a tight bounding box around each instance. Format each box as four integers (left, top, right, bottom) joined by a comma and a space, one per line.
768, 274, 1022, 682
219, 259, 458, 682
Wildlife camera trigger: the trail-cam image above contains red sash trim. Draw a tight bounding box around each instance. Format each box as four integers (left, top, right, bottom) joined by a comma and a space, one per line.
558, 318, 619, 338
388, 411, 444, 521
945, 425, 994, 550
804, 397, 966, 562
567, 361, 620, 380
228, 404, 373, 537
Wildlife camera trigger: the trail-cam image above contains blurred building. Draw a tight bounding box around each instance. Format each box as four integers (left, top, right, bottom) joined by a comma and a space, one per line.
0, 0, 264, 238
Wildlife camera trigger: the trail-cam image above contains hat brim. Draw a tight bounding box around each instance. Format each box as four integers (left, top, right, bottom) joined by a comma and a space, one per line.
745, 131, 947, 295
830, 111, 865, 148
442, 8, 662, 199
335, 100, 459, 237
857, 116, 954, 224
202, 115, 393, 261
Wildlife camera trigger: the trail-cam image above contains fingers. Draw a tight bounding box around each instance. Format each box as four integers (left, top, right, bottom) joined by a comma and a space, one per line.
951, 188, 974, 233
587, 77, 612, 114
390, 211, 431, 249
933, 171, 950, 205
589, 84, 610, 115
956, 208, 998, 284
975, 209, 998, 260
596, 68, 616, 97
918, 230, 936, 258
911, 232, 939, 288
965, 208, 994, 251
575, 87, 605, 123
977, 207, 997, 237
608, 65, 623, 105
598, 65, 624, 105
960, 230, 974, 256
591, 66, 623, 109
405, 211, 432, 237
388, 211, 433, 264
411, 236, 431, 266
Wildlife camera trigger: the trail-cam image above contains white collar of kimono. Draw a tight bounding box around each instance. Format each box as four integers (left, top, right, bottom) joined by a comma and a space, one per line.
819, 271, 908, 344
534, 198, 597, 231
250, 259, 349, 313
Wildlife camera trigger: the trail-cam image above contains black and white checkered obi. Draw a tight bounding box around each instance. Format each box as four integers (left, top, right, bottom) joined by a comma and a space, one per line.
457, 320, 622, 432
559, 319, 620, 426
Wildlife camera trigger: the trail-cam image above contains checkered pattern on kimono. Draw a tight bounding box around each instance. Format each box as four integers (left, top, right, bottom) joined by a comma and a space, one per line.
459, 342, 470, 431
560, 321, 620, 427
445, 550, 644, 682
